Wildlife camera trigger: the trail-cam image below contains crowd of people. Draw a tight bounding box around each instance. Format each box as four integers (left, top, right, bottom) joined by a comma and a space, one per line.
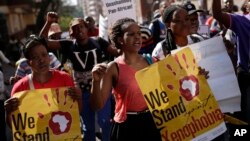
1, 0, 250, 141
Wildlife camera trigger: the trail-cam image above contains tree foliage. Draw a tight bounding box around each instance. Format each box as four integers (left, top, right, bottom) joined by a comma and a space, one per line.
34, 0, 82, 33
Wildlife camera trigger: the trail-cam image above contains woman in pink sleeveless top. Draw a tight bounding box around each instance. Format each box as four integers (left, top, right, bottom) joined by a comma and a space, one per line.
90, 18, 162, 141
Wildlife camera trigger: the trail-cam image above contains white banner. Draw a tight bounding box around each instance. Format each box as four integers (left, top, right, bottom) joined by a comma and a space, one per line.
198, 25, 210, 38
102, 0, 136, 27
99, 14, 108, 41
172, 36, 241, 113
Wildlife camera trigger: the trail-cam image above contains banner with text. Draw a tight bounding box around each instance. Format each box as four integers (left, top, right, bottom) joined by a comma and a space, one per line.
99, 14, 109, 41
11, 87, 82, 141
102, 0, 136, 27
135, 48, 226, 141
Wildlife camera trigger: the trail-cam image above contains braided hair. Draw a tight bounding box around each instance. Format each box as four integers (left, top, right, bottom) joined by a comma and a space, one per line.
109, 18, 135, 49
162, 5, 184, 55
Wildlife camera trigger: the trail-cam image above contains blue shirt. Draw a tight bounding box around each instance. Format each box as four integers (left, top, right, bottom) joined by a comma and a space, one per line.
230, 14, 250, 72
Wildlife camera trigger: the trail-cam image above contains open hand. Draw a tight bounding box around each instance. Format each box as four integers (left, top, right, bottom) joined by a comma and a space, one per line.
4, 97, 19, 114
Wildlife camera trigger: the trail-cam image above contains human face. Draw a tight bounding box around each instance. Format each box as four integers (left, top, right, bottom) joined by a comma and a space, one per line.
71, 23, 88, 41
86, 17, 95, 28
120, 23, 142, 52
247, 2, 250, 13
169, 8, 190, 37
225, 1, 233, 12
28, 45, 50, 74
189, 13, 199, 34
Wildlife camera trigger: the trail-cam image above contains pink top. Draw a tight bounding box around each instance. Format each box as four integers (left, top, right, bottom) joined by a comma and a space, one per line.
11, 70, 74, 96
113, 56, 148, 123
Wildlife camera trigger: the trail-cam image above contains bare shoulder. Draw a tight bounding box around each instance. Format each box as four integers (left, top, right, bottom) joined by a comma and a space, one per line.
107, 61, 119, 81
107, 61, 118, 74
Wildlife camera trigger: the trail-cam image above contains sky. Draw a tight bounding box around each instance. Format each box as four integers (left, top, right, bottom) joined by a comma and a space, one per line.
68, 0, 77, 5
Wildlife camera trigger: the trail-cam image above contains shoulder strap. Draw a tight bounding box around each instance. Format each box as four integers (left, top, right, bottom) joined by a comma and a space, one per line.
161, 41, 168, 56
142, 54, 153, 65
190, 35, 202, 43
28, 74, 35, 90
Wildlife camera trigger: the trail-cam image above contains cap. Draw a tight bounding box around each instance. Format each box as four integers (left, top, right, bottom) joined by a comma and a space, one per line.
183, 2, 204, 15
69, 18, 85, 27
69, 18, 86, 36
48, 23, 62, 37
140, 26, 152, 40
153, 9, 161, 19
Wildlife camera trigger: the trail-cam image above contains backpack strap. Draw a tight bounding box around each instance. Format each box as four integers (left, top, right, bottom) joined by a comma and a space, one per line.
161, 41, 169, 56
28, 74, 35, 90
142, 54, 153, 65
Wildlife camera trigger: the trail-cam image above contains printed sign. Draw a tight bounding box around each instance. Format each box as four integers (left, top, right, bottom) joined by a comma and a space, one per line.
136, 48, 226, 141
11, 87, 82, 141
102, 0, 136, 26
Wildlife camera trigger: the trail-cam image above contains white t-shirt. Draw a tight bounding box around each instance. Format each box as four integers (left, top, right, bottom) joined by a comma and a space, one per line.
152, 36, 195, 60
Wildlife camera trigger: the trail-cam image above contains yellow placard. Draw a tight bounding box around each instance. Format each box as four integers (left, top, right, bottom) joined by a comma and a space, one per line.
136, 48, 225, 141
11, 87, 82, 141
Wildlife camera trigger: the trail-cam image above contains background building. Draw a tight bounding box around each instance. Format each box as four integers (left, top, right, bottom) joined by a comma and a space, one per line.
79, 0, 247, 26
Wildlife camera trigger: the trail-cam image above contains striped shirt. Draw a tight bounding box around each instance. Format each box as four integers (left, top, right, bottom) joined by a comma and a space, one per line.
15, 52, 61, 77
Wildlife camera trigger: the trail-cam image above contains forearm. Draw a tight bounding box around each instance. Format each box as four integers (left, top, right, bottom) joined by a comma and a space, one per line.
212, 0, 230, 28
5, 112, 12, 130
39, 21, 52, 38
90, 80, 105, 111
212, 0, 222, 20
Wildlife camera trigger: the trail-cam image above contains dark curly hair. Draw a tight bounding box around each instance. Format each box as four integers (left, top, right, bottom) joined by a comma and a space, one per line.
109, 18, 135, 49
23, 34, 48, 60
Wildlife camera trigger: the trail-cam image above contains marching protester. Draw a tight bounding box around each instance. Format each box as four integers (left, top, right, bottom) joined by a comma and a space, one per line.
91, 17, 162, 141
85, 16, 99, 37
9, 52, 61, 85
4, 35, 82, 128
39, 12, 120, 141
183, 1, 208, 40
152, 5, 203, 60
212, 0, 250, 124
9, 25, 62, 85
149, 1, 172, 47
91, 16, 210, 141
139, 25, 154, 54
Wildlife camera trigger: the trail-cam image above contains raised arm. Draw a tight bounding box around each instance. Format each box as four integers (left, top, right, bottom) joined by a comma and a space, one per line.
212, 0, 231, 28
39, 12, 58, 38
90, 62, 116, 111
39, 12, 62, 50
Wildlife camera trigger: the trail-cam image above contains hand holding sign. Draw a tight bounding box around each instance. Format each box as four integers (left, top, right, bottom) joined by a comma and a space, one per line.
135, 48, 226, 141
